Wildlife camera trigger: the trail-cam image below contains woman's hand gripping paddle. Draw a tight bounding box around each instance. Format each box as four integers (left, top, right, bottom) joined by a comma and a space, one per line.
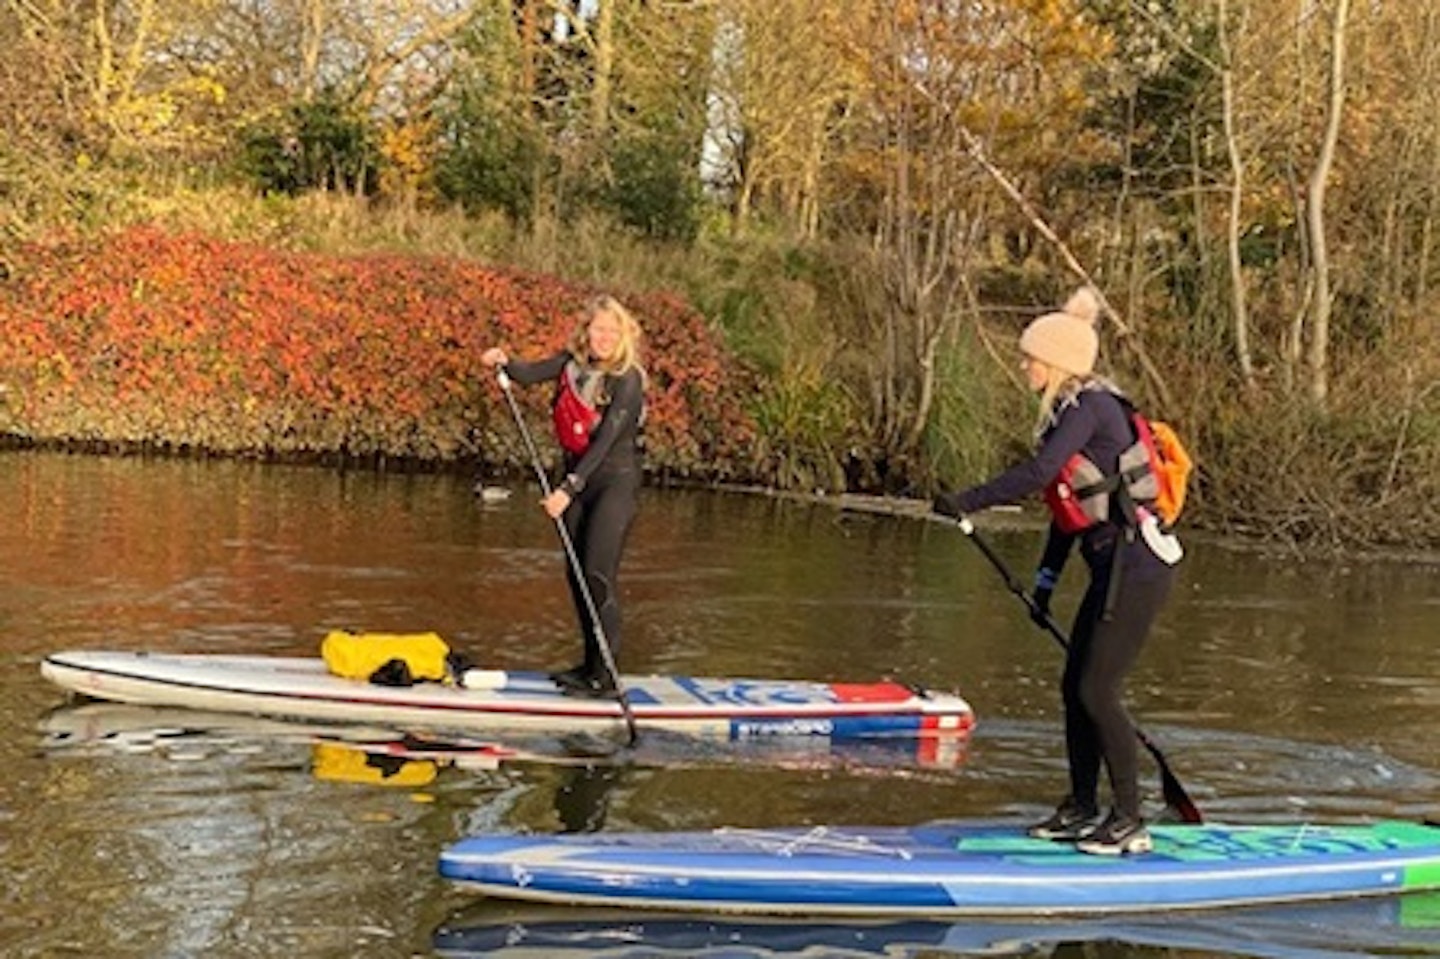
495, 367, 639, 747
951, 515, 1203, 824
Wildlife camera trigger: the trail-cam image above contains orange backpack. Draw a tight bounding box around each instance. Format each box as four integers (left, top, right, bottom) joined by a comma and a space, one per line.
1139, 418, 1193, 527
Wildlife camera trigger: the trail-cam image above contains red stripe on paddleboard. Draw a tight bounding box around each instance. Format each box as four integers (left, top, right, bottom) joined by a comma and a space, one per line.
829, 682, 913, 703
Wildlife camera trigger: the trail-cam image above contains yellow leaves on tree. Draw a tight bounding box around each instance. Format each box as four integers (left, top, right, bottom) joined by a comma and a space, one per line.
379, 116, 439, 205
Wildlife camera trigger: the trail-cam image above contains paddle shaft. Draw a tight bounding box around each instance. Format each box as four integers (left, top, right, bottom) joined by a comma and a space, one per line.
495, 367, 639, 745
954, 516, 1202, 824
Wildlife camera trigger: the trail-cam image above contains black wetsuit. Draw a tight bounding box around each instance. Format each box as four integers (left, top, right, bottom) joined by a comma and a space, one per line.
940, 386, 1176, 820
506, 352, 644, 679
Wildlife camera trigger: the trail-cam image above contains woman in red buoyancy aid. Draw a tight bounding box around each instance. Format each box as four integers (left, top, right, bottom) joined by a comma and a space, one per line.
933, 288, 1182, 856
481, 296, 646, 696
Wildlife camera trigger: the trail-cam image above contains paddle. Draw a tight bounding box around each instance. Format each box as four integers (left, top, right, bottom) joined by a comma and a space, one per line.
949, 514, 1203, 824
494, 366, 639, 746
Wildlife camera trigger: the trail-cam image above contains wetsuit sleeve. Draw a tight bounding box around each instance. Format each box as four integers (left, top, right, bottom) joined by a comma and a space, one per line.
567, 368, 643, 486
944, 402, 1100, 516
503, 351, 569, 385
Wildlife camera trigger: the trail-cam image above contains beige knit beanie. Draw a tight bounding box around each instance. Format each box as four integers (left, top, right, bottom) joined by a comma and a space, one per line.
1018, 287, 1101, 377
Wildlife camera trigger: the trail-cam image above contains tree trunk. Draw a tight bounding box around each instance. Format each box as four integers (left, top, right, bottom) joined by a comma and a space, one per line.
1304, 0, 1351, 408
1218, 0, 1254, 386
592, 0, 614, 141
301, 0, 326, 103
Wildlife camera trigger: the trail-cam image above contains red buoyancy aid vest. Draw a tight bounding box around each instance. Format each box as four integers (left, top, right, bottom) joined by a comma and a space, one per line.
1043, 404, 1192, 534
552, 361, 603, 455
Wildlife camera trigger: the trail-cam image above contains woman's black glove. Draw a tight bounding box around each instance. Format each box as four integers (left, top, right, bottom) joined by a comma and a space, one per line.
1028, 587, 1054, 628
1029, 567, 1059, 628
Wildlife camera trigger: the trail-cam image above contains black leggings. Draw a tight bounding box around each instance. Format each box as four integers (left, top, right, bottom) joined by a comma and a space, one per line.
1061, 535, 1175, 819
561, 468, 639, 673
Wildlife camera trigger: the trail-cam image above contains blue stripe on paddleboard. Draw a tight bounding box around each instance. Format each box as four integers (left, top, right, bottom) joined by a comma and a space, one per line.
675, 676, 839, 706
729, 714, 924, 740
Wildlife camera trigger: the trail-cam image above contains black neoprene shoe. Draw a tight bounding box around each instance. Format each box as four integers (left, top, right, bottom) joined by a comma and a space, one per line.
1076, 810, 1153, 856
1027, 797, 1103, 841
549, 664, 592, 689
560, 673, 617, 698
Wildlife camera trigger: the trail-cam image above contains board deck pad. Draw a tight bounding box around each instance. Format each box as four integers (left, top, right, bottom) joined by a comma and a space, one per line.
40, 650, 974, 744
438, 819, 1440, 917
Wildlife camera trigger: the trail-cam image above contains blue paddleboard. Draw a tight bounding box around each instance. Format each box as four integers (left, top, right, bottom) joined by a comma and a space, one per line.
438, 819, 1440, 916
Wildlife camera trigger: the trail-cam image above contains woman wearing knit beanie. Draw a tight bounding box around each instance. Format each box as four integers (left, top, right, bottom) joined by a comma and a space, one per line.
933, 287, 1178, 856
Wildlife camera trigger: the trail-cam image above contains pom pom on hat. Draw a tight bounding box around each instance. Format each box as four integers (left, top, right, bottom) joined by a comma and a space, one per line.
1019, 287, 1101, 377
1062, 287, 1100, 325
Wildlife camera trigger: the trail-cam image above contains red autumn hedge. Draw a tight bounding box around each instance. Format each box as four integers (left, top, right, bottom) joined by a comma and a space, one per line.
0, 226, 757, 477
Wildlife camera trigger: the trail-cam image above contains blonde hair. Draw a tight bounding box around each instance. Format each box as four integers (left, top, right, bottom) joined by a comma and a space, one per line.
1034, 368, 1123, 437
569, 294, 644, 377
1034, 365, 1086, 436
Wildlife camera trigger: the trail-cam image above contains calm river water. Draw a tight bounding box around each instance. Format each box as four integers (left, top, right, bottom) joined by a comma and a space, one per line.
2, 451, 1438, 958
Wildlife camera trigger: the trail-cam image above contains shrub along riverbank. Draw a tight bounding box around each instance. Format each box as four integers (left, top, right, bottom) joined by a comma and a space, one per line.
0, 226, 756, 481
2, 215, 1438, 552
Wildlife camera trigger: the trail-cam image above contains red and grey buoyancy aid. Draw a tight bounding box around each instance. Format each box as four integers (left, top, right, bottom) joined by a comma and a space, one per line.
552, 360, 604, 455
1042, 392, 1165, 535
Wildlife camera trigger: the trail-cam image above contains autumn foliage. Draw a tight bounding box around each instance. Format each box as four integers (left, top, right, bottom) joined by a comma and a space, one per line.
0, 226, 757, 477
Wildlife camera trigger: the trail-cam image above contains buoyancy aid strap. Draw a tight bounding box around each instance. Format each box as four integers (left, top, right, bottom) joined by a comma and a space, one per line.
1072, 472, 1119, 502
1069, 465, 1145, 524
1114, 476, 1143, 530
1102, 526, 1134, 622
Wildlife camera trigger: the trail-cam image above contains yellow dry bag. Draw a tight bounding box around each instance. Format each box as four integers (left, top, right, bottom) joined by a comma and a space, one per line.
320, 630, 451, 684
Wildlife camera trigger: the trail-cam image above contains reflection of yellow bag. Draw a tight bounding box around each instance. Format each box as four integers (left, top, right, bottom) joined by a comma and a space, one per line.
321, 630, 450, 683
311, 743, 438, 787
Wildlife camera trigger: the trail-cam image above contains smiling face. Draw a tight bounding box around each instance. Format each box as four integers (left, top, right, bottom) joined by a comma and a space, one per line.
587, 310, 623, 362
570, 295, 642, 374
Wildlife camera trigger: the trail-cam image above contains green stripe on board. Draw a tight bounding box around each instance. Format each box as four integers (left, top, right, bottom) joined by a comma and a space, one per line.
952, 822, 1440, 870
1374, 820, 1440, 848
1403, 859, 1440, 891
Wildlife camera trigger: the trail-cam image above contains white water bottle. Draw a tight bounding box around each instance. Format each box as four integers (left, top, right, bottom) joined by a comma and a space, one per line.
459, 669, 509, 690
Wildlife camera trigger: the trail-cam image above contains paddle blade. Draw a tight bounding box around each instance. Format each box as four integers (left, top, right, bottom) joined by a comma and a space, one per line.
1146, 735, 1202, 823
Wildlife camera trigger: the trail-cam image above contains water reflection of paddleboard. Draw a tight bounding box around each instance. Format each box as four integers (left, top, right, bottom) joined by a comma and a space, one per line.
38, 701, 536, 769
432, 893, 1440, 958
38, 700, 970, 775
